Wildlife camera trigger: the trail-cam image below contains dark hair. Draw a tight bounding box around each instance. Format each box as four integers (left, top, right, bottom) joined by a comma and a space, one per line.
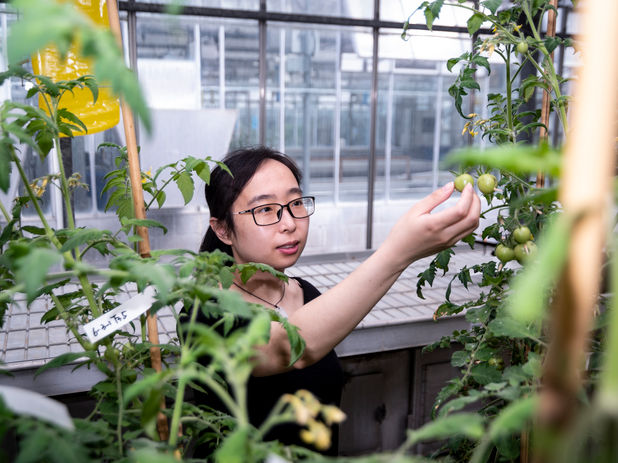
199, 146, 302, 255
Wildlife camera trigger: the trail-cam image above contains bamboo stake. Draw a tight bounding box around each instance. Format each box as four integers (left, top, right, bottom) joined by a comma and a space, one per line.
537, 0, 618, 456
105, 0, 169, 442
535, 0, 558, 189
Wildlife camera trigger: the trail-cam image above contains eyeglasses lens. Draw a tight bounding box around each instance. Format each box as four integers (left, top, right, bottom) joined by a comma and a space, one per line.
253, 197, 314, 225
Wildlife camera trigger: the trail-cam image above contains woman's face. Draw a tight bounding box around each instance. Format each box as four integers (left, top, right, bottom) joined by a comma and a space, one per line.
226, 159, 310, 271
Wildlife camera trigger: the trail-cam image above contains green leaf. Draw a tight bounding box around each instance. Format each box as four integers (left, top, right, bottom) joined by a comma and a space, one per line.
438, 394, 483, 417
123, 370, 171, 404
467, 13, 485, 35
59, 228, 108, 253
445, 143, 562, 177
174, 171, 194, 205
214, 426, 250, 463
195, 161, 211, 184
0, 144, 13, 192
16, 247, 62, 302
481, 0, 502, 15
521, 352, 542, 378
35, 351, 95, 377
121, 217, 168, 234
470, 364, 502, 385
544, 36, 561, 54
489, 395, 538, 439
129, 448, 180, 463
451, 349, 470, 367
57, 108, 87, 135
281, 318, 306, 366
488, 315, 540, 340
408, 412, 484, 444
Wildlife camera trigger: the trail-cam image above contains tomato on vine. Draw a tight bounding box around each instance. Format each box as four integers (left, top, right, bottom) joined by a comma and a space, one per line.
454, 173, 474, 192
477, 173, 497, 195
495, 244, 515, 263
514, 241, 537, 264
513, 226, 532, 244
516, 40, 528, 55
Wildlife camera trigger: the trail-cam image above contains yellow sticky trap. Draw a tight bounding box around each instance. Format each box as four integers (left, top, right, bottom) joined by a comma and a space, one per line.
31, 0, 119, 136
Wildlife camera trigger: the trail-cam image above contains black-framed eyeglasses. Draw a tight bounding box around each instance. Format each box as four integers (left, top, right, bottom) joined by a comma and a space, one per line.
233, 196, 315, 226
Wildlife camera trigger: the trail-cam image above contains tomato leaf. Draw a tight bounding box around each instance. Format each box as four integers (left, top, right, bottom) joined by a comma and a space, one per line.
407, 412, 485, 444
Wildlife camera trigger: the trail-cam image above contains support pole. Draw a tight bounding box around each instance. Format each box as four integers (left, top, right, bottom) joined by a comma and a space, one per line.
536, 0, 618, 459
105, 0, 169, 442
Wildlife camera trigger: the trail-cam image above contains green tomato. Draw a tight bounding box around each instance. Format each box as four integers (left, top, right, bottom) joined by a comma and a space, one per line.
454, 173, 474, 192
516, 40, 529, 54
477, 173, 497, 195
514, 241, 537, 264
495, 244, 515, 263
513, 226, 532, 244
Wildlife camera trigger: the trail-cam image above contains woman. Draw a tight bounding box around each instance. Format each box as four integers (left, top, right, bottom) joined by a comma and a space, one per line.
195, 145, 480, 454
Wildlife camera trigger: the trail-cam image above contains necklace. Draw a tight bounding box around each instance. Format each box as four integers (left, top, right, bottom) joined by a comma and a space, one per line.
232, 281, 286, 311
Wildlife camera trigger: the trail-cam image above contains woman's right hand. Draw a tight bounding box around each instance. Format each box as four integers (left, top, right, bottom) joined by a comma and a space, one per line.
380, 181, 481, 271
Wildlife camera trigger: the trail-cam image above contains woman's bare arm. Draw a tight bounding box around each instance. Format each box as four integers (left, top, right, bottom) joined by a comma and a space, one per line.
252, 182, 481, 376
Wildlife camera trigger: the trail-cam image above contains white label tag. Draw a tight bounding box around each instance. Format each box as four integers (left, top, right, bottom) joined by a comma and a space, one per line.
82, 286, 157, 343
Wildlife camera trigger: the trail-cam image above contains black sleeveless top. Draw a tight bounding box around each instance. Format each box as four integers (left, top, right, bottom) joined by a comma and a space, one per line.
186, 277, 344, 456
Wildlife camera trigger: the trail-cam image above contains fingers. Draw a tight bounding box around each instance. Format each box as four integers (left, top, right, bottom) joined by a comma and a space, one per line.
413, 182, 455, 215
429, 183, 479, 230
439, 191, 481, 243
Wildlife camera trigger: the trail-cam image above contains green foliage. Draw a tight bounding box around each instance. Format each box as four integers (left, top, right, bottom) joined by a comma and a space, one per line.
402, 1, 586, 461
0, 60, 329, 461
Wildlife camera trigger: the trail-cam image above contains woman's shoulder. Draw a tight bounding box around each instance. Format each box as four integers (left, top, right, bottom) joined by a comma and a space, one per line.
291, 276, 321, 303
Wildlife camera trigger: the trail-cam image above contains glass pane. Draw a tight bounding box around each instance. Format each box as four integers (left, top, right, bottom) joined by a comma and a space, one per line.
377, 29, 471, 199
134, 12, 259, 199
266, 24, 372, 202
138, 0, 258, 8
382, 0, 472, 27
267, 0, 373, 19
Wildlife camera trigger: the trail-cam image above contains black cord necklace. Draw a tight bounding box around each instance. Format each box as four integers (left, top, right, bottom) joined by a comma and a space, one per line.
232, 281, 286, 311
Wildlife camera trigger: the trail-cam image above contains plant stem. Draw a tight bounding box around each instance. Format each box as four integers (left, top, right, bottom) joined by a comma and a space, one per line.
0, 198, 10, 222
114, 354, 125, 457
168, 373, 187, 449
194, 371, 243, 422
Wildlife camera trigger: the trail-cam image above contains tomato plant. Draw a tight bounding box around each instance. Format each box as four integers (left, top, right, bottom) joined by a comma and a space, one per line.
407, 0, 581, 460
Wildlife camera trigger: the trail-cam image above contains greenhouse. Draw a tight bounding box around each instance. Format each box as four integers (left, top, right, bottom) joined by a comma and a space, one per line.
0, 0, 616, 462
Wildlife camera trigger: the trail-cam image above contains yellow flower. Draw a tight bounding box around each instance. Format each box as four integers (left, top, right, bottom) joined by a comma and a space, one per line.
296, 389, 320, 418
322, 405, 346, 425
462, 122, 471, 136
300, 419, 331, 451
514, 24, 522, 32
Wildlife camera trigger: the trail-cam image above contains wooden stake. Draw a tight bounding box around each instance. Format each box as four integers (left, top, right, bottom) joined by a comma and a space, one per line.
105, 0, 169, 442
537, 0, 618, 456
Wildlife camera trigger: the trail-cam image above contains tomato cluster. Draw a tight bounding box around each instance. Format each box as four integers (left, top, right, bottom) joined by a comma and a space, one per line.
454, 172, 497, 195
496, 225, 537, 265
